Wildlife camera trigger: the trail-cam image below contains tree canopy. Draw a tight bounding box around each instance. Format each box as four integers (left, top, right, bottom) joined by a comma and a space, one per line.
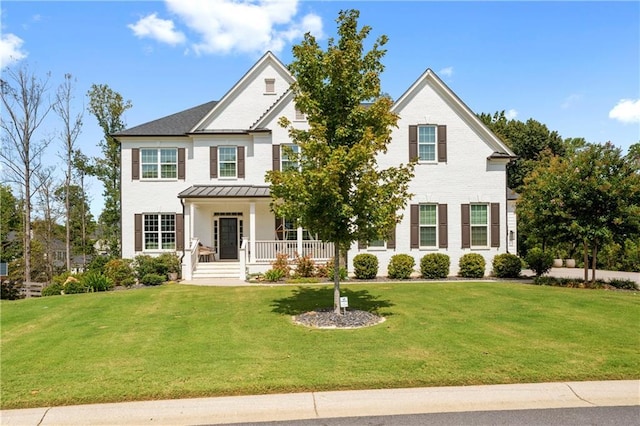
266, 10, 415, 312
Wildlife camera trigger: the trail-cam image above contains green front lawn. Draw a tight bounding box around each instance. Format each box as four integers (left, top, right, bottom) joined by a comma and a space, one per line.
1, 282, 638, 409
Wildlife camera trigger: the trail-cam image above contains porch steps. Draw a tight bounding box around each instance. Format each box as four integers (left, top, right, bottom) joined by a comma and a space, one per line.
192, 261, 241, 279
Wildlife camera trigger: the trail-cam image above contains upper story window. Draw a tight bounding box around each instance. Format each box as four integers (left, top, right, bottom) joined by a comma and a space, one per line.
294, 108, 305, 121
281, 144, 300, 171
141, 148, 177, 179
218, 147, 237, 178
265, 78, 275, 94
144, 213, 176, 250
418, 125, 437, 162
419, 204, 437, 247
470, 204, 488, 247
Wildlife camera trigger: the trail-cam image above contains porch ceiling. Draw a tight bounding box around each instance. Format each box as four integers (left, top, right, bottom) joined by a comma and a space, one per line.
178, 185, 271, 198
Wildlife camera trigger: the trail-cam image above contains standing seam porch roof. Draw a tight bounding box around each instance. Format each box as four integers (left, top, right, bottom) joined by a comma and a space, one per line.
178, 185, 271, 198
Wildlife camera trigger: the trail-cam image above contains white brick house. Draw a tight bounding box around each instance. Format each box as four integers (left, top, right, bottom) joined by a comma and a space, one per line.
115, 52, 516, 280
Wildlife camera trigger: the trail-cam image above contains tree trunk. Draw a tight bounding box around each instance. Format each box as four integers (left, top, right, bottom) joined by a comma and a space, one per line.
582, 240, 589, 282
591, 244, 598, 284
24, 179, 32, 284
333, 243, 341, 315
66, 171, 71, 272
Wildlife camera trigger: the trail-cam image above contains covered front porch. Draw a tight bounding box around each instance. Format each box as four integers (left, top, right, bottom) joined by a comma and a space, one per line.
178, 185, 334, 280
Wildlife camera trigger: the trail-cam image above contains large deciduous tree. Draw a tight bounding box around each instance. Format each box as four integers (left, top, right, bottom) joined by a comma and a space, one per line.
0, 64, 53, 283
519, 142, 640, 282
87, 84, 131, 258
266, 10, 415, 313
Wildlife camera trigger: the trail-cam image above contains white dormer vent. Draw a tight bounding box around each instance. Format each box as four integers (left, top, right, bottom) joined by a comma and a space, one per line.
294, 108, 305, 121
265, 78, 275, 94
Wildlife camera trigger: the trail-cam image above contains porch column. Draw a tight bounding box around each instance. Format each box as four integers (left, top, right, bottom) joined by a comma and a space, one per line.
249, 201, 256, 263
189, 201, 195, 241
297, 226, 303, 256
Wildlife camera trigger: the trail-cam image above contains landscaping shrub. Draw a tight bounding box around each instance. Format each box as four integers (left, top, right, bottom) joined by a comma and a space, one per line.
156, 252, 181, 278
608, 279, 638, 290
293, 253, 315, 278
458, 253, 486, 278
420, 253, 450, 279
82, 271, 113, 292
1, 280, 24, 300
41, 282, 63, 297
525, 248, 554, 277
87, 255, 111, 273
264, 268, 285, 282
492, 253, 522, 278
326, 259, 348, 281
388, 254, 415, 279
272, 252, 291, 277
104, 258, 135, 287
134, 255, 160, 280
140, 273, 165, 286
62, 276, 88, 294
353, 253, 378, 279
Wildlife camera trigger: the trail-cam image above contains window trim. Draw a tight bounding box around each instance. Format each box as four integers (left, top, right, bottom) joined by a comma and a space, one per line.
140, 148, 178, 180
470, 203, 489, 248
419, 203, 438, 248
417, 125, 437, 163
280, 144, 300, 172
142, 213, 177, 251
218, 146, 238, 179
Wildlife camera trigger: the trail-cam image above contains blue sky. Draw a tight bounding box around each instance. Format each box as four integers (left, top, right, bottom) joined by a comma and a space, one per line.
1, 1, 639, 218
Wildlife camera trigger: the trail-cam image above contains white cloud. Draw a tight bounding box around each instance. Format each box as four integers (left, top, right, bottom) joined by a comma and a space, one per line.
439, 66, 453, 77
128, 13, 186, 46
505, 109, 518, 120
162, 0, 323, 55
609, 99, 640, 124
561, 93, 582, 109
0, 33, 27, 69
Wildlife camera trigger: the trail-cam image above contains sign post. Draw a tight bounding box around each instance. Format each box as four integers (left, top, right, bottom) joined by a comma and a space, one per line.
339, 296, 348, 315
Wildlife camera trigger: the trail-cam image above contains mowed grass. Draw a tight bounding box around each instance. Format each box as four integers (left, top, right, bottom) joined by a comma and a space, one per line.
1, 282, 639, 409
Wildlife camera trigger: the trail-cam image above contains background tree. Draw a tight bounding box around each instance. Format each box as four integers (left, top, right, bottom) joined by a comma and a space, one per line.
54, 184, 96, 261
72, 150, 95, 268
53, 73, 83, 271
0, 184, 22, 264
519, 142, 640, 282
266, 10, 415, 313
86, 84, 132, 258
0, 64, 53, 283
33, 166, 62, 281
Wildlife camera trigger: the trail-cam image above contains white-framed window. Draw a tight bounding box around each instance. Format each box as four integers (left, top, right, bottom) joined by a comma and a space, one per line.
367, 239, 386, 250
470, 204, 489, 247
218, 146, 237, 178
418, 125, 436, 162
283, 217, 315, 241
281, 144, 300, 171
141, 148, 177, 179
265, 78, 275, 94
144, 214, 176, 250
419, 204, 437, 247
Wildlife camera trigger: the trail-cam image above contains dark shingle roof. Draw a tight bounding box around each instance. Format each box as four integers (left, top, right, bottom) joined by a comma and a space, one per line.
178, 185, 270, 198
114, 100, 218, 137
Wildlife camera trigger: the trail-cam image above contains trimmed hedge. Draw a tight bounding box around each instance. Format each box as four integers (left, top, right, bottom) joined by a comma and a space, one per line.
388, 254, 415, 279
353, 253, 379, 279
492, 253, 522, 278
458, 253, 486, 278
420, 253, 450, 279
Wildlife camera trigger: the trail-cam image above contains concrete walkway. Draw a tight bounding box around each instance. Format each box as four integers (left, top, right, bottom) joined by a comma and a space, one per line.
2, 380, 638, 425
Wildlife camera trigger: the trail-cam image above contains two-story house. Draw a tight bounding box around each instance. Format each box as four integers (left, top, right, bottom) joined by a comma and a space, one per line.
115, 52, 516, 280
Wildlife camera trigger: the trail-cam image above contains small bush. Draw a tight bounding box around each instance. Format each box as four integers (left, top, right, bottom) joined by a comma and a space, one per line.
420, 253, 450, 279
87, 255, 111, 273
294, 253, 315, 278
134, 255, 160, 280
104, 258, 134, 287
458, 253, 486, 278
156, 252, 181, 276
326, 259, 348, 281
140, 273, 165, 286
264, 268, 285, 282
353, 253, 378, 279
315, 263, 329, 278
272, 253, 291, 277
41, 282, 63, 297
82, 271, 113, 292
608, 279, 638, 290
492, 253, 522, 278
1, 280, 24, 300
62, 276, 88, 294
388, 254, 415, 279
525, 248, 554, 277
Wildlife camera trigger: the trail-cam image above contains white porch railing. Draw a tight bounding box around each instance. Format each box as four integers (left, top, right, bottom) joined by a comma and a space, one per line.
253, 240, 334, 263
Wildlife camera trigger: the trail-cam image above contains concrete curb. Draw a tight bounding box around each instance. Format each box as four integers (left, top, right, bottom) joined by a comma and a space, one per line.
2, 380, 638, 425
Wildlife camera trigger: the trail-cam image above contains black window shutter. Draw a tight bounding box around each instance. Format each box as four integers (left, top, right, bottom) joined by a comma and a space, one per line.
272, 144, 280, 171
237, 146, 245, 178
410, 204, 419, 249
491, 203, 500, 248
409, 125, 418, 161
437, 125, 447, 162
210, 147, 218, 178
132, 148, 139, 180
387, 224, 397, 249
176, 214, 184, 251
134, 214, 142, 252
438, 203, 448, 248
178, 148, 185, 179
461, 204, 470, 249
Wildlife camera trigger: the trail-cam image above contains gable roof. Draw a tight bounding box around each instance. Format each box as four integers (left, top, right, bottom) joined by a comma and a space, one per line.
191, 51, 294, 132
393, 69, 516, 158
114, 100, 218, 137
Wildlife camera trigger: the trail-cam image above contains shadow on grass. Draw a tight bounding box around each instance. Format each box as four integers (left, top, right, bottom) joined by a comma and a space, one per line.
271, 286, 394, 316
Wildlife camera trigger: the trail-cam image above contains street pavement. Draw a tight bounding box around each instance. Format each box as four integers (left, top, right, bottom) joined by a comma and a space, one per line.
2, 380, 638, 425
